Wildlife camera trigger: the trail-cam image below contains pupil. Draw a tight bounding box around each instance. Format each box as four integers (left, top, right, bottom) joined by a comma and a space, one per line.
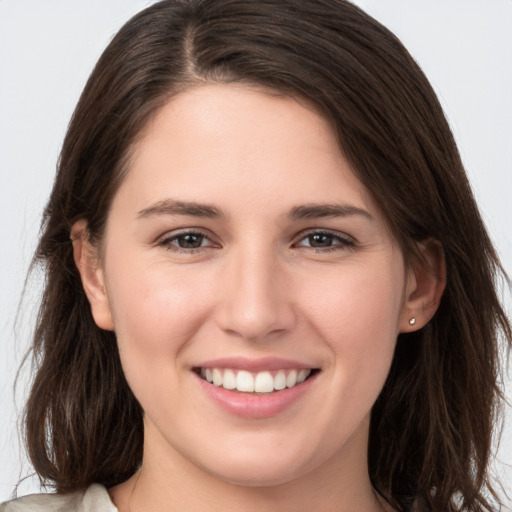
310, 234, 332, 247
179, 234, 203, 248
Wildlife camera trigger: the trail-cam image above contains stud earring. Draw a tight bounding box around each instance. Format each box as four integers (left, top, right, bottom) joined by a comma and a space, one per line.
409, 317, 416, 326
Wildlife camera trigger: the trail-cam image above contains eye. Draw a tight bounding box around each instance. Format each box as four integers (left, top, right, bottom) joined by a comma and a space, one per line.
294, 230, 355, 251
158, 230, 218, 252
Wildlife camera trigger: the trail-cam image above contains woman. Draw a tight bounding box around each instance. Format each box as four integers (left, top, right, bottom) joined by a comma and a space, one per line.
2, 0, 510, 511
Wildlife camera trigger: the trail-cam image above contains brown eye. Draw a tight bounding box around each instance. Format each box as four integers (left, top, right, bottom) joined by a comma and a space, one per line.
295, 230, 355, 251
159, 230, 217, 252
175, 233, 206, 249
308, 233, 334, 247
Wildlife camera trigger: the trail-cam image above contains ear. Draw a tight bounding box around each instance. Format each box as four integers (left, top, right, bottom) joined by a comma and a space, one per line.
400, 239, 446, 333
71, 219, 114, 331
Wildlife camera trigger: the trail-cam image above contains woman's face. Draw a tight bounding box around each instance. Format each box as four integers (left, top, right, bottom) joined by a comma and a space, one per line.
86, 84, 416, 487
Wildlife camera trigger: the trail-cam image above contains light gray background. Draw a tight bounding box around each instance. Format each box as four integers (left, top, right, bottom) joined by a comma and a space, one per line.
1, 0, 511, 504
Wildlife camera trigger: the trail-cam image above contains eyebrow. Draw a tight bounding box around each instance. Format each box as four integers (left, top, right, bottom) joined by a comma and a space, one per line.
136, 199, 373, 222
137, 199, 225, 219
289, 203, 374, 221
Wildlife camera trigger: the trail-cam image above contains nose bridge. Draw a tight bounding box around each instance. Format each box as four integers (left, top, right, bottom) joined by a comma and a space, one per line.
215, 240, 294, 341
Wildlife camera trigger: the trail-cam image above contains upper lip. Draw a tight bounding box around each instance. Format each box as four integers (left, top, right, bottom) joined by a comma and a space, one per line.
194, 357, 317, 373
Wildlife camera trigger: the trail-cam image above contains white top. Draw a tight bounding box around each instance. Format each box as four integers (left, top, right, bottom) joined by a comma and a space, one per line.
0, 484, 117, 512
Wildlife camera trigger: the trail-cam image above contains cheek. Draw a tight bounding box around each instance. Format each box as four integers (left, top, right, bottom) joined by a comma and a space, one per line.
302, 259, 404, 339
299, 258, 405, 396
103, 256, 215, 381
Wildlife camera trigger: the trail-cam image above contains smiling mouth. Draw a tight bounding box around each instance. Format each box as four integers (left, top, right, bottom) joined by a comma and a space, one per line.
195, 368, 318, 394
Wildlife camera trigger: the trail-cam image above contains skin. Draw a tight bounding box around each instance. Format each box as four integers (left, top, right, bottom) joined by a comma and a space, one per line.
73, 84, 444, 512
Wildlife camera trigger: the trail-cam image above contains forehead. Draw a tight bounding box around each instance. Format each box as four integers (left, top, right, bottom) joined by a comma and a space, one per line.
114, 83, 381, 223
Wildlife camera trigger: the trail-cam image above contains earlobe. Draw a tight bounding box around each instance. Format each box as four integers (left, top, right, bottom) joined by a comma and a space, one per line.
400, 239, 446, 333
71, 220, 114, 331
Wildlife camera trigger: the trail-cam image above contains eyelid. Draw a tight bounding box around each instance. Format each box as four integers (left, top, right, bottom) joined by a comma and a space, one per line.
292, 228, 356, 249
156, 227, 220, 251
153, 227, 356, 253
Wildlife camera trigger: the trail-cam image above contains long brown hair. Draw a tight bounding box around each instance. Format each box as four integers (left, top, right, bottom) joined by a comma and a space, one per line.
24, 1, 511, 510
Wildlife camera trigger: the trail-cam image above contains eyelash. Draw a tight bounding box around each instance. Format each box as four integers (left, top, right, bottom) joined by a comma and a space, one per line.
158, 229, 217, 253
157, 229, 355, 254
293, 230, 355, 253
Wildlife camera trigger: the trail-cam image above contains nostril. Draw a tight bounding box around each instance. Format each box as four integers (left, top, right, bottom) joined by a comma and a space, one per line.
214, 301, 297, 343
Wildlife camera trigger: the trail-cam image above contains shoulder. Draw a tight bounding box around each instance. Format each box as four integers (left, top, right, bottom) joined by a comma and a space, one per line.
0, 484, 117, 512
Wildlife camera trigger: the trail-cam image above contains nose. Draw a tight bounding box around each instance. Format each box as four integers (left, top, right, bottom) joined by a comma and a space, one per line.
214, 245, 296, 342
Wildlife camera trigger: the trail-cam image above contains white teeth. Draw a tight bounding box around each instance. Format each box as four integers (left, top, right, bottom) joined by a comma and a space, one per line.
286, 369, 297, 388
254, 372, 274, 393
297, 369, 309, 384
199, 368, 312, 393
223, 369, 236, 390
212, 368, 223, 386
274, 370, 287, 390
236, 370, 255, 392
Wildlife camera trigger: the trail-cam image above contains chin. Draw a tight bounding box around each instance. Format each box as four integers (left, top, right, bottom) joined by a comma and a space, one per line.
194, 443, 318, 488
211, 464, 307, 489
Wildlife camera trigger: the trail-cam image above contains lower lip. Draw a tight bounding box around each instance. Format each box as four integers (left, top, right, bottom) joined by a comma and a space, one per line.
196, 372, 318, 419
